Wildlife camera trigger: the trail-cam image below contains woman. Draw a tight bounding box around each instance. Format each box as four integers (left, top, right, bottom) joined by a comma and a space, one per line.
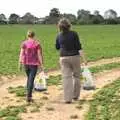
56, 18, 87, 103
19, 31, 43, 102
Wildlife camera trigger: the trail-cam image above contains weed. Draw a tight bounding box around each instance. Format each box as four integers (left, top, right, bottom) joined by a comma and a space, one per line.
8, 86, 26, 97
70, 114, 79, 119
46, 107, 55, 111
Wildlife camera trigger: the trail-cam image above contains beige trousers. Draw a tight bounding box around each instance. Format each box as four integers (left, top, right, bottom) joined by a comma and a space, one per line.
60, 55, 81, 102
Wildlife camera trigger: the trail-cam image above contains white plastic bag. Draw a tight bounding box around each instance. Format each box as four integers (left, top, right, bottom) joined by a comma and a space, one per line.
34, 71, 48, 91
82, 66, 95, 90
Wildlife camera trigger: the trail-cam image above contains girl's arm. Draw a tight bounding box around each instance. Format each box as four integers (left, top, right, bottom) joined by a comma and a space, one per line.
18, 48, 24, 70
19, 48, 24, 63
37, 45, 44, 69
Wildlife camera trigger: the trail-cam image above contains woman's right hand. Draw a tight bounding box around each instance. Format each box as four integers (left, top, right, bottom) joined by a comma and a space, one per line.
79, 50, 87, 66
82, 62, 88, 66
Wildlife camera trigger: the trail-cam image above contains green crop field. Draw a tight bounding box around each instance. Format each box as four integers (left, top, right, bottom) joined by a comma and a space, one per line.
85, 78, 120, 120
0, 24, 120, 74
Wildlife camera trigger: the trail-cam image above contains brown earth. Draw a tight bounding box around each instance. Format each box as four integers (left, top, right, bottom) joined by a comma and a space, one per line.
0, 57, 120, 120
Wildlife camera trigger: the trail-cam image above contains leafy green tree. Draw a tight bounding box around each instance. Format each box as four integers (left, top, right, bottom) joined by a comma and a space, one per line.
62, 13, 77, 24
45, 8, 61, 24
20, 12, 36, 24
93, 10, 100, 16
49, 8, 60, 17
92, 10, 104, 24
77, 9, 91, 24
104, 9, 117, 19
104, 9, 118, 24
9, 13, 20, 24
0, 14, 7, 24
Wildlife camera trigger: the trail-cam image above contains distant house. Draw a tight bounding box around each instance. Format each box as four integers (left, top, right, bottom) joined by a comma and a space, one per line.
35, 18, 45, 24
0, 19, 8, 24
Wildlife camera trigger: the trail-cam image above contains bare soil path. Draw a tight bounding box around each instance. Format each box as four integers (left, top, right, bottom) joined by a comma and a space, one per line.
0, 57, 120, 120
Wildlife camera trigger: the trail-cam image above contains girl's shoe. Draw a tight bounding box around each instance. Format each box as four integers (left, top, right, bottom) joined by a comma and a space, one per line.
26, 97, 34, 103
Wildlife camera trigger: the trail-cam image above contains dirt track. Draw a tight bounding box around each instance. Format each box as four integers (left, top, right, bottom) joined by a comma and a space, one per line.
0, 57, 120, 120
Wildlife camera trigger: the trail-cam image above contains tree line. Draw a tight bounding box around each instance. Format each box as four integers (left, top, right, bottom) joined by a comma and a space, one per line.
0, 8, 120, 25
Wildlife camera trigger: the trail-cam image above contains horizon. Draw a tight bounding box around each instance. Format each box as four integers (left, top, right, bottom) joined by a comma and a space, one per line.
0, 0, 120, 18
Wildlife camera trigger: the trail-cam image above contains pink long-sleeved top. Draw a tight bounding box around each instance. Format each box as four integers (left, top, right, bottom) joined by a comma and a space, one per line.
20, 39, 42, 65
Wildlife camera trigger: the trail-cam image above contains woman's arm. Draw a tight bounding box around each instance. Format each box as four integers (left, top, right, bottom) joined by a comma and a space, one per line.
74, 31, 87, 65
56, 35, 60, 50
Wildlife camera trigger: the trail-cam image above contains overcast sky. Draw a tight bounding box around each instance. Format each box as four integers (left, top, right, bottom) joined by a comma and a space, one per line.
0, 0, 120, 18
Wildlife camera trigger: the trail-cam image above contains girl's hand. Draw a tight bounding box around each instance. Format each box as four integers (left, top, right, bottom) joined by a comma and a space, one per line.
41, 64, 44, 71
38, 65, 44, 72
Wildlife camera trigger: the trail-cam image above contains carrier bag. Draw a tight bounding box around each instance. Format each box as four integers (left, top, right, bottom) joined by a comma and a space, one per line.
82, 66, 95, 90
34, 71, 48, 91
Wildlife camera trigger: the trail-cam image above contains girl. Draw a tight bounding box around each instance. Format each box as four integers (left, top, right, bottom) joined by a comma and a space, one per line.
19, 31, 43, 102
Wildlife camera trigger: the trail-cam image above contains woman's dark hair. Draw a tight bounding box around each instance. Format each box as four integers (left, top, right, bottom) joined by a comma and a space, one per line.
58, 18, 71, 32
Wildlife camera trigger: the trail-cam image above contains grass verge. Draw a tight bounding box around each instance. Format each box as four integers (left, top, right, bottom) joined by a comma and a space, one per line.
0, 105, 26, 120
90, 62, 120, 73
85, 78, 120, 120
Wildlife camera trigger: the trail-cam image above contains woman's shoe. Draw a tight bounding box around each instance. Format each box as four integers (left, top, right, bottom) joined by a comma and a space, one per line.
73, 98, 79, 101
65, 101, 72, 104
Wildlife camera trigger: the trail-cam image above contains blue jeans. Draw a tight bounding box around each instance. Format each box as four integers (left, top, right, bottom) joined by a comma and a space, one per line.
24, 65, 38, 98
